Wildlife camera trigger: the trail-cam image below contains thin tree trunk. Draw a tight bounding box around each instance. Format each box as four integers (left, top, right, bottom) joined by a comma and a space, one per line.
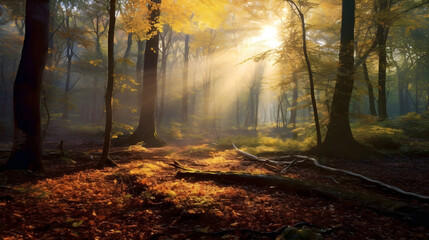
375, 0, 390, 120
290, 71, 298, 138
99, 0, 117, 168
182, 34, 190, 124
123, 32, 133, 59
287, 1, 321, 147
63, 16, 73, 120
362, 61, 377, 116
3, 0, 49, 171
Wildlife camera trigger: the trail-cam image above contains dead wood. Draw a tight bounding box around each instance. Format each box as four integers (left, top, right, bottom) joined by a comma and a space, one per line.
233, 144, 429, 202
172, 161, 429, 226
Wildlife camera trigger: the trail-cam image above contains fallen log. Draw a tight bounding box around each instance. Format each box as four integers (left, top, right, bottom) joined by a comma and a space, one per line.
232, 143, 429, 202
172, 161, 429, 226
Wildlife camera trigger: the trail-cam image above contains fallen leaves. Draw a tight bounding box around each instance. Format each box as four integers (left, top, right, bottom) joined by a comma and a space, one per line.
0, 145, 428, 239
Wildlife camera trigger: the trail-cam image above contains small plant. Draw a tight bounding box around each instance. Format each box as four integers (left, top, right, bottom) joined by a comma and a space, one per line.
128, 143, 148, 152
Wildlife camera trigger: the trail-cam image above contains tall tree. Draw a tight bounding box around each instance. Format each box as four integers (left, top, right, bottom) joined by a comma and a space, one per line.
127, 0, 165, 147
286, 0, 322, 147
2, 0, 49, 171
98, 0, 118, 168
375, 0, 391, 120
321, 0, 362, 156
182, 34, 190, 124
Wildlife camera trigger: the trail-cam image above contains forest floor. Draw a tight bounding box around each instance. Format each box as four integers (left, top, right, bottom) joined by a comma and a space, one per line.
0, 139, 428, 239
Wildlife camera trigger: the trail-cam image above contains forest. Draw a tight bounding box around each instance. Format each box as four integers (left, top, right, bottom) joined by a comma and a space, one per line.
0, 0, 428, 239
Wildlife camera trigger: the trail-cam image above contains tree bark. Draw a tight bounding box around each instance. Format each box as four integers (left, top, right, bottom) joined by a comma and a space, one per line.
322, 0, 363, 157
362, 61, 377, 116
375, 0, 390, 120
127, 0, 165, 147
136, 39, 145, 106
98, 0, 117, 168
3, 0, 49, 171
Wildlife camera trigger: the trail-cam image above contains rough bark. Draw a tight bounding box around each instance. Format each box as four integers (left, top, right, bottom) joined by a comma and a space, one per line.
127, 0, 165, 147
3, 0, 49, 171
322, 0, 363, 157
98, 0, 118, 168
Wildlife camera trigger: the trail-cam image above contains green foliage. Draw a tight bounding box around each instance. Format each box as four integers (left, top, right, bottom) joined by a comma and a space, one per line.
65, 123, 104, 137
182, 145, 216, 157
160, 121, 183, 140
112, 121, 134, 139
353, 125, 404, 150
217, 134, 315, 155
384, 112, 429, 140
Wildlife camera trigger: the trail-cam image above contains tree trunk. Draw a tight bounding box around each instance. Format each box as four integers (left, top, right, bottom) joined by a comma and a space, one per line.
158, 44, 167, 125
290, 1, 321, 147
123, 32, 133, 59
182, 34, 190, 124
98, 0, 117, 168
322, 0, 363, 157
45, 0, 56, 86
3, 0, 49, 171
127, 0, 165, 147
63, 16, 73, 120
375, 0, 390, 120
136, 39, 145, 106
290, 71, 298, 139
362, 61, 377, 116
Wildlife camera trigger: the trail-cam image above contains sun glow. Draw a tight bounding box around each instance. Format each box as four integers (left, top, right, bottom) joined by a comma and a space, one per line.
251, 23, 283, 50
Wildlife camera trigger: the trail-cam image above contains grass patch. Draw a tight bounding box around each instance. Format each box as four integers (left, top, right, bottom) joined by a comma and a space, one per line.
217, 134, 315, 155
353, 125, 404, 150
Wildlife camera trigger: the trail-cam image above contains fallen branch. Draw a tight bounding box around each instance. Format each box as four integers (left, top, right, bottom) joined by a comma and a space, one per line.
232, 144, 429, 201
173, 162, 429, 226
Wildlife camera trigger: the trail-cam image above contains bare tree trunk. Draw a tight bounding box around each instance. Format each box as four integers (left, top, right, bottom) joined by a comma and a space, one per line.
3, 0, 49, 171
136, 39, 145, 106
290, 71, 298, 139
99, 0, 117, 168
127, 0, 165, 147
182, 34, 190, 124
63, 16, 73, 120
322, 0, 364, 157
375, 0, 390, 120
362, 61, 377, 116
287, 0, 321, 146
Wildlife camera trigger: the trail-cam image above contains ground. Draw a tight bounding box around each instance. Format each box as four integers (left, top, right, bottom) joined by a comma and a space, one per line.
0, 139, 428, 239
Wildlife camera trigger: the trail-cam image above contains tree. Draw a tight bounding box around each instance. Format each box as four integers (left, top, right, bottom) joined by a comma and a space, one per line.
321, 0, 363, 157
286, 0, 322, 147
126, 0, 165, 147
98, 0, 118, 168
182, 34, 190, 124
2, 0, 49, 171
